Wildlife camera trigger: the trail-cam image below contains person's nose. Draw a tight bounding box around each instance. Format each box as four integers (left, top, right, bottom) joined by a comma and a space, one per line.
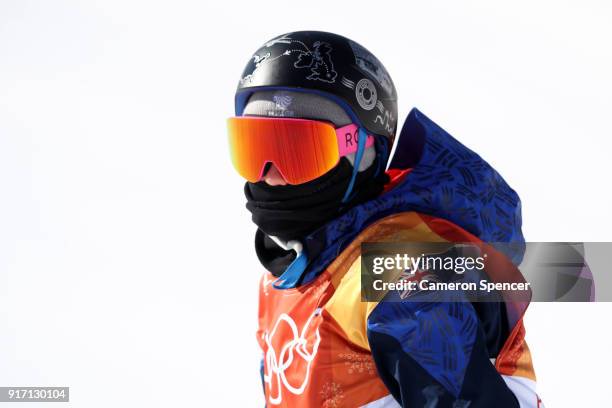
262, 163, 288, 186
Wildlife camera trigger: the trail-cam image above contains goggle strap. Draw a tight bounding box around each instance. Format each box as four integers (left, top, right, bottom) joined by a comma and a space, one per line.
335, 124, 375, 157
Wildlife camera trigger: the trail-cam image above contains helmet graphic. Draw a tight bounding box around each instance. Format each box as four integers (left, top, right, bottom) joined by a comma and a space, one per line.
235, 31, 398, 147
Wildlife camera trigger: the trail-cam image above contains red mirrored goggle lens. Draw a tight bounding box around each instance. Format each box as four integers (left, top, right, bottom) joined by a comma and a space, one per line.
227, 117, 340, 185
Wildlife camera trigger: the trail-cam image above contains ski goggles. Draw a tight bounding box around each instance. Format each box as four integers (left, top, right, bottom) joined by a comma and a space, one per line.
227, 117, 375, 185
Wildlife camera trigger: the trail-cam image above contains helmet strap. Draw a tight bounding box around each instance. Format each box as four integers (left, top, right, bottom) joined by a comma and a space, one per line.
341, 127, 368, 204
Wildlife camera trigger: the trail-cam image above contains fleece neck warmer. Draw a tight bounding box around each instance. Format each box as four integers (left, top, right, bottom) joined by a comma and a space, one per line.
246, 154, 386, 234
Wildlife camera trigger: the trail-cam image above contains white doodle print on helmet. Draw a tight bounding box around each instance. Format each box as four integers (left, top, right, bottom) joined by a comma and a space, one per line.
355, 78, 377, 111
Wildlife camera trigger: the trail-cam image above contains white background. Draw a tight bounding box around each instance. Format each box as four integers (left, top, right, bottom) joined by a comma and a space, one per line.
1, 1, 611, 407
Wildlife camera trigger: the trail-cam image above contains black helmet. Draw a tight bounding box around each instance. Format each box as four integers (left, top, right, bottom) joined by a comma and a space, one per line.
235, 31, 398, 147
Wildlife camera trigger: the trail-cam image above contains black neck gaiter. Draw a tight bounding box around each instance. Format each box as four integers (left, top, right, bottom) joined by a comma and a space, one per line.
246, 157, 389, 276
244, 157, 388, 242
